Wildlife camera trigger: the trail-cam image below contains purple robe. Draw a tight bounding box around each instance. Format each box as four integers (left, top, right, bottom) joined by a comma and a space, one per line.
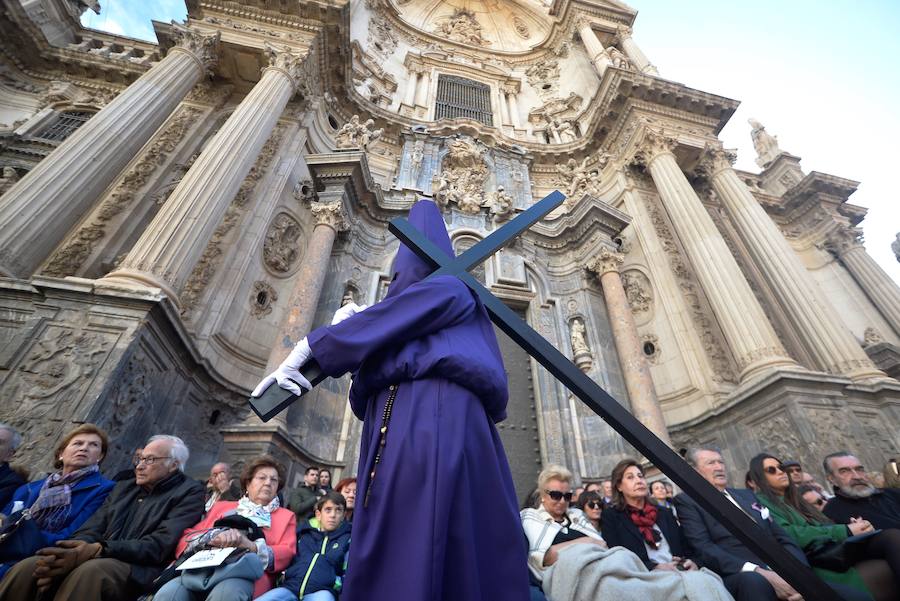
307, 200, 529, 600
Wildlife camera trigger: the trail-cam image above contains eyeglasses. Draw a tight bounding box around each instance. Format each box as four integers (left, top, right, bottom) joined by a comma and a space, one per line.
763, 464, 786, 475
545, 490, 573, 502
133, 455, 172, 467
586, 501, 602, 510
785, 466, 802, 473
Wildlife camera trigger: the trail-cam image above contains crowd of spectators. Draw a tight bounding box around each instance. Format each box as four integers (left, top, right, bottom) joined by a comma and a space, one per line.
0, 420, 898, 601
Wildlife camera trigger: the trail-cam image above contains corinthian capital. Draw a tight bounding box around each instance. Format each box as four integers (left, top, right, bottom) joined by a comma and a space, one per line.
310, 200, 348, 231
615, 24, 633, 40
633, 129, 677, 164
697, 143, 737, 178
263, 43, 309, 92
586, 246, 624, 276
823, 226, 863, 257
170, 23, 220, 73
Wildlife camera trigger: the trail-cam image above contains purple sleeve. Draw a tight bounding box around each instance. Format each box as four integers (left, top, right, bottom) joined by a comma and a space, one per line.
308, 275, 476, 378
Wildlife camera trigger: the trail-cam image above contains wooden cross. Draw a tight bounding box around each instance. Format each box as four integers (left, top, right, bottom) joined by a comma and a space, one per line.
251, 190, 838, 601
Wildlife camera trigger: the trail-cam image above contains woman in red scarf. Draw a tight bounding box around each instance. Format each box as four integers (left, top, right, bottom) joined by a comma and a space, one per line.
601, 458, 699, 572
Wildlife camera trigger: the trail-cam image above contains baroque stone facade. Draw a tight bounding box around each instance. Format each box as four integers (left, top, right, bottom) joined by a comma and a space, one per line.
0, 0, 898, 492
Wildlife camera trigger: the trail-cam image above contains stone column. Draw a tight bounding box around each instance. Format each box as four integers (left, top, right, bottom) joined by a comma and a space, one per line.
587, 248, 671, 443
101, 44, 308, 305
403, 70, 419, 106
827, 228, 900, 337
414, 69, 430, 107
498, 90, 510, 126
616, 25, 658, 75
637, 130, 798, 381
266, 200, 347, 370
506, 89, 522, 129
578, 20, 610, 77
702, 146, 886, 381
0, 24, 219, 277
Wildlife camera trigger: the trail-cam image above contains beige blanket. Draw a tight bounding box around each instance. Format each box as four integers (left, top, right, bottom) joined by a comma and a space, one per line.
542, 544, 734, 601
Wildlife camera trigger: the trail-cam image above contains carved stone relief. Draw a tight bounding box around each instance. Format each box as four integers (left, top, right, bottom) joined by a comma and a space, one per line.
433, 9, 490, 47
434, 138, 488, 214
181, 124, 287, 313
526, 56, 560, 100
367, 12, 398, 61
250, 281, 278, 318
863, 327, 885, 346
553, 155, 608, 207
513, 16, 530, 39
263, 212, 303, 274
43, 107, 202, 277
751, 412, 802, 463
335, 115, 383, 150
621, 270, 652, 315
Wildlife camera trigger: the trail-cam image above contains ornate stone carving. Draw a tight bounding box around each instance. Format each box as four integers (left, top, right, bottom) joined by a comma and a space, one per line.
752, 412, 802, 464
310, 200, 348, 231
863, 327, 885, 346
367, 13, 398, 60
513, 16, 530, 39
622, 270, 652, 314
697, 144, 737, 178
606, 47, 632, 70
586, 247, 623, 276
43, 107, 202, 277
485, 186, 514, 223
170, 23, 220, 73
526, 56, 560, 100
570, 318, 593, 372
554, 155, 607, 206
335, 115, 383, 150
180, 125, 287, 311
250, 281, 278, 318
293, 178, 317, 204
893, 233, 900, 263
434, 138, 488, 214
0, 166, 19, 195
43, 80, 115, 107
409, 139, 425, 180
748, 118, 782, 168
434, 9, 490, 47
548, 118, 577, 143
185, 81, 232, 106
263, 212, 303, 274
263, 43, 308, 91
633, 129, 678, 165
823, 226, 863, 258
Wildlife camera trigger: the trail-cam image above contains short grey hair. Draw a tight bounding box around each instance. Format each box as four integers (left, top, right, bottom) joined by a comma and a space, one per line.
684, 445, 722, 468
0, 423, 22, 451
147, 435, 189, 472
822, 451, 855, 476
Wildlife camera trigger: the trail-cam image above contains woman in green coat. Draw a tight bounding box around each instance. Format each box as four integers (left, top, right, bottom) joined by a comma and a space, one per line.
748, 453, 899, 601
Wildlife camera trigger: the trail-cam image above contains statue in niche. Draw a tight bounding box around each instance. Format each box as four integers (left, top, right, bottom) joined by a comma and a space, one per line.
607, 47, 632, 70
409, 139, 425, 179
556, 157, 591, 198
335, 115, 383, 150
435, 8, 490, 47
485, 186, 514, 223
570, 318, 593, 372
0, 166, 19, 195
748, 118, 782, 166
434, 138, 488, 214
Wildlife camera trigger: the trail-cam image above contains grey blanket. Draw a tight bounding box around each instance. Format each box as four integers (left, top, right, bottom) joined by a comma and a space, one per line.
543, 544, 734, 601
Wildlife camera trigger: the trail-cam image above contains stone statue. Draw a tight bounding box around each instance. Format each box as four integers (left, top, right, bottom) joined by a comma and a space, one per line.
409, 139, 425, 182
607, 47, 631, 70
748, 118, 782, 168
0, 166, 19, 195
863, 327, 885, 346
570, 318, 591, 357
485, 186, 514, 222
555, 157, 590, 198
436, 8, 490, 47
434, 138, 488, 213
556, 119, 577, 142
335, 115, 383, 150
892, 232, 900, 263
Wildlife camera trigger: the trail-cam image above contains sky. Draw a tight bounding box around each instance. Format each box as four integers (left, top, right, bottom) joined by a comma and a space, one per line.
81, 0, 899, 284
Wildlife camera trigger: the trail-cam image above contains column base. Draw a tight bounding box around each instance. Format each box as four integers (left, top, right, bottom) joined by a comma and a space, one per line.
738, 353, 801, 383
98, 268, 180, 309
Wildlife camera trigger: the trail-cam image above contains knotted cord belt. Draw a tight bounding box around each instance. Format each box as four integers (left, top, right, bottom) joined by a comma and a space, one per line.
364, 383, 398, 508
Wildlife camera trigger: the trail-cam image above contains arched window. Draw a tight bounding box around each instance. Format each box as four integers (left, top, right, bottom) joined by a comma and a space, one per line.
434, 75, 493, 126
34, 110, 93, 142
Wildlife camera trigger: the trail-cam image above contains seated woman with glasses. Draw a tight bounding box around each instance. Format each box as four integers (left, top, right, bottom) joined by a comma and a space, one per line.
521, 464, 731, 600
154, 455, 297, 601
601, 459, 698, 572
749, 452, 900, 601
575, 490, 603, 533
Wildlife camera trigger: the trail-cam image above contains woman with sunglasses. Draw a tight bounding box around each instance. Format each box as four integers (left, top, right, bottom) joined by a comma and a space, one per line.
602, 459, 698, 572
576, 490, 604, 532
749, 453, 900, 601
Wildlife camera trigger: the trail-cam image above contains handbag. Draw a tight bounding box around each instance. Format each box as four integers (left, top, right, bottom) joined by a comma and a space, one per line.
180, 551, 264, 592
806, 530, 880, 572
0, 510, 45, 561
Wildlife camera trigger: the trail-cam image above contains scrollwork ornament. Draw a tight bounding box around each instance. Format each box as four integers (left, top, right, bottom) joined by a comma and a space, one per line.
310, 201, 348, 231
636, 129, 678, 162
698, 143, 737, 179
169, 22, 220, 74
263, 43, 307, 90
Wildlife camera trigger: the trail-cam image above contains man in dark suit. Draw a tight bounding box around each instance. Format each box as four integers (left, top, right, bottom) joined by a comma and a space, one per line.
673, 446, 806, 601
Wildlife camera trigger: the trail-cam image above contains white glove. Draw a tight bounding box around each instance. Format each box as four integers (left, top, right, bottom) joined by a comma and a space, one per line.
251, 337, 313, 397
331, 302, 368, 325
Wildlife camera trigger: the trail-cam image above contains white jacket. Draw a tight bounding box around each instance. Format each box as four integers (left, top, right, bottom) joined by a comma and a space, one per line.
521, 504, 604, 580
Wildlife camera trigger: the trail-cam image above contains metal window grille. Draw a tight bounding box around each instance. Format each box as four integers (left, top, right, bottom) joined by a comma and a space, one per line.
35, 111, 93, 142
434, 75, 493, 126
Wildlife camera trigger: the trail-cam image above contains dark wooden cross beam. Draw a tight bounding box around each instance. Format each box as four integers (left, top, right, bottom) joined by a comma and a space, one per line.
251, 190, 839, 600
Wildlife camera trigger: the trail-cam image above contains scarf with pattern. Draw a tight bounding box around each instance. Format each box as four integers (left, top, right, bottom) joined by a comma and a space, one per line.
30, 464, 99, 531
236, 494, 280, 528
625, 502, 659, 549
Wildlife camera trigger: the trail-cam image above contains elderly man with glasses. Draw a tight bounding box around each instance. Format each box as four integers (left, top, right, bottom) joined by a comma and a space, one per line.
0, 434, 205, 601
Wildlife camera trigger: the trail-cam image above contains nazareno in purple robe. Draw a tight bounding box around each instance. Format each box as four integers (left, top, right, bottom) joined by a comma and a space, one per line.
306, 200, 530, 600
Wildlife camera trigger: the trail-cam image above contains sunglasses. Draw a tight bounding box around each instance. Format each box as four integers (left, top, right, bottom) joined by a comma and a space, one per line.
585, 501, 602, 510
545, 490, 573, 502
763, 464, 786, 475
812, 498, 826, 508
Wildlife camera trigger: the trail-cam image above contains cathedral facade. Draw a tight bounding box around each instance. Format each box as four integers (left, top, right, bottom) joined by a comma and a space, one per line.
1, 0, 898, 495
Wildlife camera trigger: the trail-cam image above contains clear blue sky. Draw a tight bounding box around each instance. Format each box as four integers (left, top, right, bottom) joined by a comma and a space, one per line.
82, 0, 900, 283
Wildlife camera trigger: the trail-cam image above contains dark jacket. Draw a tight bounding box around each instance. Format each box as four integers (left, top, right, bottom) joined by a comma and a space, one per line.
286, 484, 321, 520
0, 463, 25, 511
282, 519, 352, 596
601, 503, 691, 570
673, 488, 807, 578
823, 488, 900, 530
2, 470, 115, 547
74, 470, 205, 592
